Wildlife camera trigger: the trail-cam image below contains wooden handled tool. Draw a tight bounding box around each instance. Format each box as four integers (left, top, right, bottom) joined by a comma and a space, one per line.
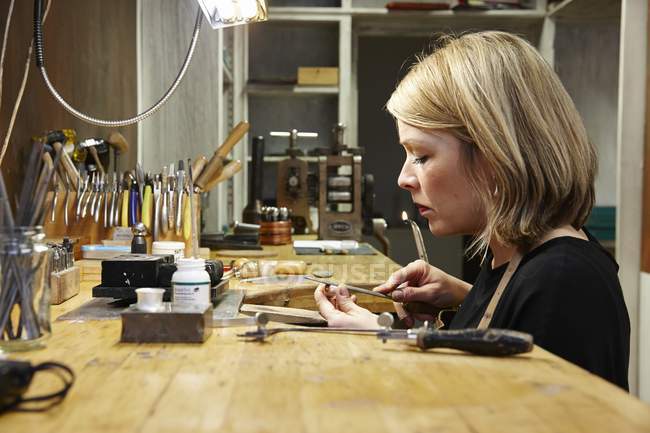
88, 146, 105, 175
106, 132, 129, 154
52, 141, 81, 190
191, 155, 208, 184
195, 121, 249, 191
202, 160, 242, 193
106, 131, 129, 171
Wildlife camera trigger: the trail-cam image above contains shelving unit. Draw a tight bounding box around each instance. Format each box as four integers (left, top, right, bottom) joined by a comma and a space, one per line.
548, 0, 620, 21
246, 83, 339, 95
235, 0, 550, 212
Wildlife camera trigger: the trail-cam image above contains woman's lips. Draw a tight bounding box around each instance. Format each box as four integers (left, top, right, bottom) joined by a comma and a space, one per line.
416, 205, 431, 215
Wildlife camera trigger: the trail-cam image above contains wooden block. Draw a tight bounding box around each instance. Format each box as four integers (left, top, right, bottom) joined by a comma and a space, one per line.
77, 259, 102, 283
50, 266, 81, 305
240, 304, 326, 325
297, 67, 338, 86
120, 304, 213, 343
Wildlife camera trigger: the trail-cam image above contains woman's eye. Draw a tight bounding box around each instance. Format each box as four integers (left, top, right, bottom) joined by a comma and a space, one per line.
412, 156, 428, 165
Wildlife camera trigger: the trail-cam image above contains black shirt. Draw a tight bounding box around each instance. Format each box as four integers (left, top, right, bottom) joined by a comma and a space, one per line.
449, 233, 630, 390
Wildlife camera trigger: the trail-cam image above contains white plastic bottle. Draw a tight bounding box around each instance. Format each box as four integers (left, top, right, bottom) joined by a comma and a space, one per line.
172, 258, 211, 307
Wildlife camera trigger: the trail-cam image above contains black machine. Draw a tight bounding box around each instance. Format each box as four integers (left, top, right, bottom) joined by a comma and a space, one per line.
91, 254, 224, 301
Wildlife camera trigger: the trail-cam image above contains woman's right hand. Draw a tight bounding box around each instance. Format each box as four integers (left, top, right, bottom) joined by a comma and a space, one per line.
374, 260, 471, 327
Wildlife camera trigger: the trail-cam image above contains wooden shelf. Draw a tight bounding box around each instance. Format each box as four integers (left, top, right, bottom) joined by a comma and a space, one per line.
547, 0, 620, 21
246, 155, 321, 162
268, 7, 346, 21
246, 83, 339, 96
268, 6, 545, 20
350, 7, 545, 36
350, 7, 545, 18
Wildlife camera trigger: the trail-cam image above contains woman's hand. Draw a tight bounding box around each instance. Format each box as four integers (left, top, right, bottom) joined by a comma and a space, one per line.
314, 284, 379, 329
374, 260, 471, 327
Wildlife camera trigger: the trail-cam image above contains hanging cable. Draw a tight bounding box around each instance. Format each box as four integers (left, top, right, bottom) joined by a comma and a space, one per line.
0, 0, 52, 167
33, 0, 203, 127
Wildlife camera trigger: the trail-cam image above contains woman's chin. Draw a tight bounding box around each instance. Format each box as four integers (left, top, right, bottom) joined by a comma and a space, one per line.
427, 220, 456, 237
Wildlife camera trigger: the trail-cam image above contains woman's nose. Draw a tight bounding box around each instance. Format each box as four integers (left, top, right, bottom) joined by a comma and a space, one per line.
398, 161, 418, 191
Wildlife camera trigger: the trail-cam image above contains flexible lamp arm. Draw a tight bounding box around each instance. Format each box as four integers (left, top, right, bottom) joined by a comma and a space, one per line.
33, 0, 203, 128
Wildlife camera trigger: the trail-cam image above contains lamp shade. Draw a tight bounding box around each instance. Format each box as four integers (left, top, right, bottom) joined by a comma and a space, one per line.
196, 0, 268, 29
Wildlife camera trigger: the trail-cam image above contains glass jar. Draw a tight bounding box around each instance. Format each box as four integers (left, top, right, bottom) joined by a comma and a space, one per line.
0, 226, 51, 352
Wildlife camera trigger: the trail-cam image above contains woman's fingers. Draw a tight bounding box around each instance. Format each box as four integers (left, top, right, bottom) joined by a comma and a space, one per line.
390, 284, 437, 303
374, 260, 431, 294
334, 285, 363, 314
314, 284, 339, 319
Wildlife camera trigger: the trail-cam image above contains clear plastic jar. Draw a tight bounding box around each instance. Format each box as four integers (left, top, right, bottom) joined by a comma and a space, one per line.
0, 226, 50, 352
171, 258, 211, 307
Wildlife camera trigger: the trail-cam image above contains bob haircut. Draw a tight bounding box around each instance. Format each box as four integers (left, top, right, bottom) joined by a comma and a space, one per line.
386, 31, 596, 254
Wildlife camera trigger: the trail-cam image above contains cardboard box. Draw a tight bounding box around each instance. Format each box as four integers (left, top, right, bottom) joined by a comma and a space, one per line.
297, 67, 339, 86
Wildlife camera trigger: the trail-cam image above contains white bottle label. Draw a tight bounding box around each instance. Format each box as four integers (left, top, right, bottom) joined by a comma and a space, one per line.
173, 281, 211, 306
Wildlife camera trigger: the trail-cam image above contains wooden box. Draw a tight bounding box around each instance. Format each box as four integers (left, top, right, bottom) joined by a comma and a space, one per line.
297, 67, 339, 86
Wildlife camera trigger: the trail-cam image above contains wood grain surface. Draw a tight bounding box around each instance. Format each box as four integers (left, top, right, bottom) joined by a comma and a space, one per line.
240, 304, 326, 325
216, 241, 402, 312
4, 279, 650, 433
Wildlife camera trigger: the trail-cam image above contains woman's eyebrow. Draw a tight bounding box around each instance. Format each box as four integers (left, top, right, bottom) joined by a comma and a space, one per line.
400, 139, 430, 151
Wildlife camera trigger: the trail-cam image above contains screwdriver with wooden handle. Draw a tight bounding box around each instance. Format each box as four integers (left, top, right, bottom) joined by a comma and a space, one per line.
202, 159, 242, 192
52, 141, 81, 190
191, 155, 208, 184
194, 121, 249, 191
106, 131, 129, 172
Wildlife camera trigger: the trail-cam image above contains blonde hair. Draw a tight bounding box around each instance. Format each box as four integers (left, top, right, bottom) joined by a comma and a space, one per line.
386, 31, 596, 255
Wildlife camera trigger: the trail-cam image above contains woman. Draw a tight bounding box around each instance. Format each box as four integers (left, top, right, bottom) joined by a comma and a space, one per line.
314, 31, 630, 390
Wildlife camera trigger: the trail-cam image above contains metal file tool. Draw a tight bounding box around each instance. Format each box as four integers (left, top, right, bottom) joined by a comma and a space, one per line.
238, 312, 534, 356
302, 275, 392, 300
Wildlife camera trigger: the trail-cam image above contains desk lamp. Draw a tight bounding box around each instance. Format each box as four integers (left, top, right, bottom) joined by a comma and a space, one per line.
32, 0, 267, 127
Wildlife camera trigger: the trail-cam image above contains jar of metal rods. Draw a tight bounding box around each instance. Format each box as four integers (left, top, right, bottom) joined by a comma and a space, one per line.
0, 226, 51, 352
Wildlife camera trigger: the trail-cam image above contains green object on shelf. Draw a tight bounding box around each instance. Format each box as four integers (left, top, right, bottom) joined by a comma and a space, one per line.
585, 206, 615, 241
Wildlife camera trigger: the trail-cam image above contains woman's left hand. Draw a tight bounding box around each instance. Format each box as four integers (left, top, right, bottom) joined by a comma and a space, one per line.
314, 284, 379, 329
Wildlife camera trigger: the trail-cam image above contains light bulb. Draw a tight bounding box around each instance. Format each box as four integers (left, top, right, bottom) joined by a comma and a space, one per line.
196, 0, 267, 28
239, 0, 259, 20
216, 0, 237, 22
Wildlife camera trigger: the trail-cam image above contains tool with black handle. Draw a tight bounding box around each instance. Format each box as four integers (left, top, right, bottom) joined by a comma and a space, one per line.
242, 136, 264, 224
375, 312, 532, 356
379, 327, 533, 356
238, 312, 533, 357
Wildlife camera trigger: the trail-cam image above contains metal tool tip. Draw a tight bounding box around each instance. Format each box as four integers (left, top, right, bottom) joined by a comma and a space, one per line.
377, 312, 394, 328
255, 312, 269, 326
401, 210, 408, 221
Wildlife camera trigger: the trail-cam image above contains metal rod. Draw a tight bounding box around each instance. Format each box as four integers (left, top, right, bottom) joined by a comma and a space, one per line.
187, 158, 199, 258
401, 211, 429, 263
303, 275, 391, 300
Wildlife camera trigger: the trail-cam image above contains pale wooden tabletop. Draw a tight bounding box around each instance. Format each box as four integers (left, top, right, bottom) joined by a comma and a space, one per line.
4, 244, 650, 433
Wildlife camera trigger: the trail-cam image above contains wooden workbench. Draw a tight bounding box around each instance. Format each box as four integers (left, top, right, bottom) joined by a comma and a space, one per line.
3, 245, 650, 432
214, 242, 402, 312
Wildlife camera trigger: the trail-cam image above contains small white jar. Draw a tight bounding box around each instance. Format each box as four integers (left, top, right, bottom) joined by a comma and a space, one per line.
135, 288, 165, 312
152, 241, 185, 263
172, 258, 211, 307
